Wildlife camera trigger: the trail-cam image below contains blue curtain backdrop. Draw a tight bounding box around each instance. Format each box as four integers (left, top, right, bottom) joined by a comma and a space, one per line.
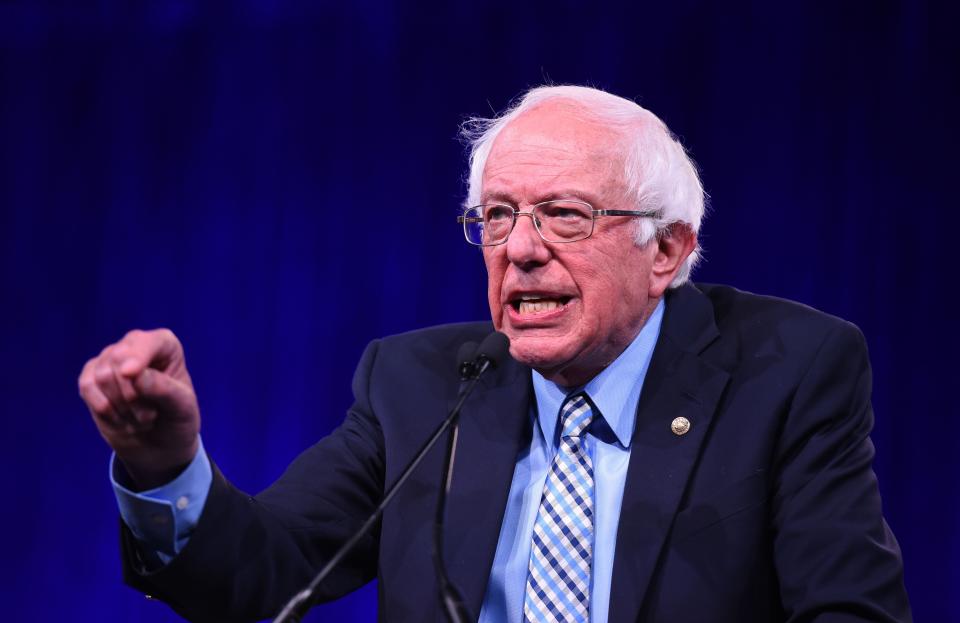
1, 1, 957, 621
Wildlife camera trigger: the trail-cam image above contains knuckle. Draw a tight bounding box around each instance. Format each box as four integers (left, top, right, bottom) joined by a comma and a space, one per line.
156, 327, 180, 345
93, 364, 114, 383
101, 343, 121, 360
123, 328, 145, 343
84, 391, 109, 414
80, 357, 97, 377
108, 344, 130, 363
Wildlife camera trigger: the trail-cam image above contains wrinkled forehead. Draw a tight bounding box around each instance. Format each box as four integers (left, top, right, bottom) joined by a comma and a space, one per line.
482, 102, 628, 204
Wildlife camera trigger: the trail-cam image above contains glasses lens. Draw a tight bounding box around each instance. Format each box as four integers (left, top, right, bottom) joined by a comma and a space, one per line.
535, 200, 593, 242
463, 207, 486, 245
484, 205, 515, 244
464, 205, 514, 245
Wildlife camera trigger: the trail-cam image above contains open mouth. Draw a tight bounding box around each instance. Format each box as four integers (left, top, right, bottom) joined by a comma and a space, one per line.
510, 294, 573, 315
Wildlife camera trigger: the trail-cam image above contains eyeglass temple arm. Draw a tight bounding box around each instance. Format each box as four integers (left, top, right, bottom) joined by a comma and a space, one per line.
458, 209, 659, 223
593, 209, 661, 218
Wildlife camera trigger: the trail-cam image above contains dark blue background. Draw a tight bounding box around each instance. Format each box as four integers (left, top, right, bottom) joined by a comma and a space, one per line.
2, 1, 956, 621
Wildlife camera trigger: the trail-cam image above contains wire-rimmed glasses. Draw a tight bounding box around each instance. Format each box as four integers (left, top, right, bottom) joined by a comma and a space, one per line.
457, 199, 660, 246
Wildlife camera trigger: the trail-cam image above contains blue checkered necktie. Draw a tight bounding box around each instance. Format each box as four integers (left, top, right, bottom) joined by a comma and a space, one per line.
523, 392, 595, 623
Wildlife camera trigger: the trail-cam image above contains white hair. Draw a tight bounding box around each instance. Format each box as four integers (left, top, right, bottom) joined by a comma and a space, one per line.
462, 85, 706, 287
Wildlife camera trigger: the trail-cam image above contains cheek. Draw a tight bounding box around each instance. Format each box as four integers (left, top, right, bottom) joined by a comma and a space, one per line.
580, 281, 619, 336
577, 250, 650, 319
577, 265, 619, 309
483, 252, 506, 326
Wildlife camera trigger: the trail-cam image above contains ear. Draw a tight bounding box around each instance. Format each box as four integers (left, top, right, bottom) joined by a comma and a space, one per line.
648, 223, 697, 298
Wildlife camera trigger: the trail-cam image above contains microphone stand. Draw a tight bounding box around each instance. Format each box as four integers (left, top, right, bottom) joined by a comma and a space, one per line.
432, 356, 499, 623
273, 356, 494, 623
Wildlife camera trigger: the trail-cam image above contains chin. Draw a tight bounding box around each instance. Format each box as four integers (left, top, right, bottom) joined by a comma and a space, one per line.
507, 335, 573, 373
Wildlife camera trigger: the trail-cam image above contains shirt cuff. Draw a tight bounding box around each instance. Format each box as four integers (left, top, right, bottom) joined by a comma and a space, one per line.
110, 439, 212, 561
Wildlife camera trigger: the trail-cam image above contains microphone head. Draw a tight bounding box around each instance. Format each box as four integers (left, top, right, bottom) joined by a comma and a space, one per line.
457, 341, 479, 380
476, 331, 510, 368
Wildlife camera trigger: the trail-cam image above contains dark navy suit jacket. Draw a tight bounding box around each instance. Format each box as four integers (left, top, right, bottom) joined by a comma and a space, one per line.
121, 283, 911, 622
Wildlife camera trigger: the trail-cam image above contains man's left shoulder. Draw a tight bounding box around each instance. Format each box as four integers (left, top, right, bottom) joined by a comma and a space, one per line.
674, 283, 869, 372
692, 282, 863, 340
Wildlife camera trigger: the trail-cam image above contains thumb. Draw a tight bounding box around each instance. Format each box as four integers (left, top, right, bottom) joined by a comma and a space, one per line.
133, 368, 197, 417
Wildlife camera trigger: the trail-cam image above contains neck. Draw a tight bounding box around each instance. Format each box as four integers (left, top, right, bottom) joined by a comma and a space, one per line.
538, 296, 661, 388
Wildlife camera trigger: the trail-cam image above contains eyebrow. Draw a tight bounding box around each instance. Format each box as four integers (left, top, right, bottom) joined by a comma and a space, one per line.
479, 189, 600, 206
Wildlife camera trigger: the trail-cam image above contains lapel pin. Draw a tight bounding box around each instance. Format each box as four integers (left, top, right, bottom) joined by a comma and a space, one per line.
671, 416, 691, 436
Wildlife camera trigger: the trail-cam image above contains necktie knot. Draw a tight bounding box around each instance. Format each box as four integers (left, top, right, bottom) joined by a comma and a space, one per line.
560, 392, 594, 440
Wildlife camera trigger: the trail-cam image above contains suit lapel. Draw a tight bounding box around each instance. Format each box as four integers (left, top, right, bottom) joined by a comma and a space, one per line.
608, 284, 730, 623
441, 358, 532, 619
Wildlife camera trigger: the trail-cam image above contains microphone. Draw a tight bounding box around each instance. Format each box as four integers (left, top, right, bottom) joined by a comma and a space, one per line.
456, 341, 479, 380
273, 332, 510, 623
458, 332, 509, 380
435, 331, 510, 622
473, 332, 510, 377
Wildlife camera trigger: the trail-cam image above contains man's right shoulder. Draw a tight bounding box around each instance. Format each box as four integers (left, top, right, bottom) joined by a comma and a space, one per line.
377, 321, 496, 351
348, 321, 510, 407
356, 321, 496, 378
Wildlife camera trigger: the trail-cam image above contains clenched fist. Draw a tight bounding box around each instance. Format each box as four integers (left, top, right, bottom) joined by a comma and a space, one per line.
78, 328, 200, 490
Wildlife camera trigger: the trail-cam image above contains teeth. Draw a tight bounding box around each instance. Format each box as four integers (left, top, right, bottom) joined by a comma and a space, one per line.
518, 299, 562, 314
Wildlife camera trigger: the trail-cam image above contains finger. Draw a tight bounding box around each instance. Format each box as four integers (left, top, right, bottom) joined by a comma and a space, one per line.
94, 361, 136, 422
114, 363, 141, 405
112, 366, 162, 427
95, 343, 142, 405
101, 342, 157, 431
133, 368, 196, 417
116, 328, 183, 379
79, 359, 121, 425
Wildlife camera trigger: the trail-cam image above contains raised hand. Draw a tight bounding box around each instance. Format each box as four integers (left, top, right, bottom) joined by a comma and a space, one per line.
79, 329, 201, 490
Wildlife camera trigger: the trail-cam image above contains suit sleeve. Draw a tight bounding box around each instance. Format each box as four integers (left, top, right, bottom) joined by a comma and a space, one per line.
119, 339, 387, 623
771, 321, 911, 622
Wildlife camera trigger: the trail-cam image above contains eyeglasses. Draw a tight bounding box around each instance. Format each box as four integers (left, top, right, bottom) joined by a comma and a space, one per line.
457, 199, 660, 246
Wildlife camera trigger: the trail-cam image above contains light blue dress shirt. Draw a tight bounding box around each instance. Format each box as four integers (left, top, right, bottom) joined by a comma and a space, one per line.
478, 299, 663, 623
110, 438, 212, 563
113, 299, 664, 620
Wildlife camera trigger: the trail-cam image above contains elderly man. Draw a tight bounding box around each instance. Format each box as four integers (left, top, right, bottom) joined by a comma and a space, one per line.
79, 86, 911, 622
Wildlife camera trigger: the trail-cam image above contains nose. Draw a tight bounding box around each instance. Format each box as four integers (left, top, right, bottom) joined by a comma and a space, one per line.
505, 211, 551, 267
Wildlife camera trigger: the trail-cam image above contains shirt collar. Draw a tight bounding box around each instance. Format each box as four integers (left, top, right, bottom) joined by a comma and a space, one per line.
531, 298, 665, 448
